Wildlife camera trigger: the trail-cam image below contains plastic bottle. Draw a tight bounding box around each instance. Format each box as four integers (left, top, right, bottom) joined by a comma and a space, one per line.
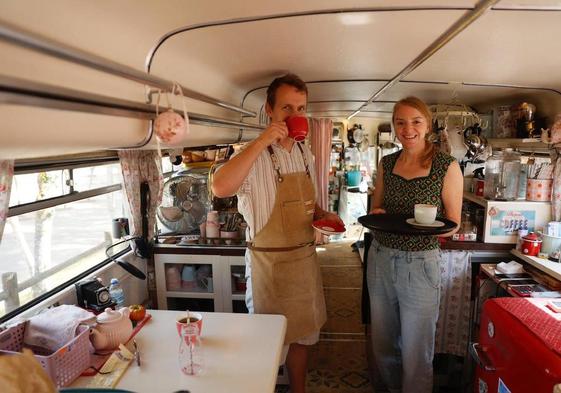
109, 278, 126, 309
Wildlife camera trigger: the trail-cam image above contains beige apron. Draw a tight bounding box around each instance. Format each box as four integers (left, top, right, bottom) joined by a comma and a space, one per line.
248, 144, 327, 345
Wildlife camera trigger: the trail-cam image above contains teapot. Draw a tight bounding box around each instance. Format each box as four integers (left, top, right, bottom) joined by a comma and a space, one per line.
90, 307, 133, 351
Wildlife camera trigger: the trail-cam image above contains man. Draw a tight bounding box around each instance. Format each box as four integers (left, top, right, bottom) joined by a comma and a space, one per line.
212, 73, 343, 392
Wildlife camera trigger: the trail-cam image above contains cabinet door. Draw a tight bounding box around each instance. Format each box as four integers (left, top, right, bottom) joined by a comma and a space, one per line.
222, 256, 248, 313
155, 254, 223, 312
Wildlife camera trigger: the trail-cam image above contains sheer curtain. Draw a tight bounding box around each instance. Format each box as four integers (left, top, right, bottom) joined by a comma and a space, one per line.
0, 160, 14, 242
309, 118, 333, 244
118, 150, 163, 241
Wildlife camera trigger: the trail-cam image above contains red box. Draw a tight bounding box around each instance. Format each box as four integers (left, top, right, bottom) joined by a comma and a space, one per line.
472, 298, 561, 393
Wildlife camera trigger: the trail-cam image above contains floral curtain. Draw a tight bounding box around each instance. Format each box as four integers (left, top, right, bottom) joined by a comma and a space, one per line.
435, 250, 472, 357
309, 118, 333, 244
118, 150, 163, 241
0, 160, 14, 242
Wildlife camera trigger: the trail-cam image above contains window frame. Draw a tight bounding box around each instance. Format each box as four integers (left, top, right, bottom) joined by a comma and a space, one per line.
0, 153, 129, 323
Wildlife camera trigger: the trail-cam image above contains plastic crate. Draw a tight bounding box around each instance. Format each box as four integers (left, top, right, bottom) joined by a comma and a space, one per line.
0, 320, 91, 388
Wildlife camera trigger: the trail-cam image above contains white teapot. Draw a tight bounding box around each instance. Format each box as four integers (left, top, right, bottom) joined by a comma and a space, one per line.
90, 307, 133, 351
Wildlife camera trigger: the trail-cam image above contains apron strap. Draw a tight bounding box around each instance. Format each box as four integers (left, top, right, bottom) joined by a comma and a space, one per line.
266, 146, 284, 183
266, 143, 311, 182
247, 240, 315, 252
295, 142, 311, 177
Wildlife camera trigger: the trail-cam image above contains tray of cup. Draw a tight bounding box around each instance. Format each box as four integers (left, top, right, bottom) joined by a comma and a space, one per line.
358, 213, 457, 236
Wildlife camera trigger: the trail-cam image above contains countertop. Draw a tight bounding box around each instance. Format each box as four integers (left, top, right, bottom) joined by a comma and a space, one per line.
71, 310, 286, 393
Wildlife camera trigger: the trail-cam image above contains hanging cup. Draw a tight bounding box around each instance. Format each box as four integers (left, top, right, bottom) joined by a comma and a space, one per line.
153, 83, 189, 145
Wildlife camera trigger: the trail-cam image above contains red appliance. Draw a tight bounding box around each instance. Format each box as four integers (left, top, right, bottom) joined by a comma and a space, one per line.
472, 298, 561, 393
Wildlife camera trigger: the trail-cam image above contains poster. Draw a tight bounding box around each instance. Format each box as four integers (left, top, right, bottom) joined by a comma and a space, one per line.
489, 208, 536, 236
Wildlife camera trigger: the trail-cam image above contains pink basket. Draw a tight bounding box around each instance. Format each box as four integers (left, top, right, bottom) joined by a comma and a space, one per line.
0, 320, 91, 388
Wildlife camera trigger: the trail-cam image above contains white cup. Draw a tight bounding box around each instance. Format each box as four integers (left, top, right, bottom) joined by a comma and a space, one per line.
414, 204, 437, 225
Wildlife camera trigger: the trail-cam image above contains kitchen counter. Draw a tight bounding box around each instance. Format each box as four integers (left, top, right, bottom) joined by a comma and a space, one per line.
154, 242, 246, 256
71, 310, 286, 393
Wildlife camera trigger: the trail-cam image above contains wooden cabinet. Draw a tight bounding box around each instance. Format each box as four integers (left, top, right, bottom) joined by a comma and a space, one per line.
154, 248, 247, 313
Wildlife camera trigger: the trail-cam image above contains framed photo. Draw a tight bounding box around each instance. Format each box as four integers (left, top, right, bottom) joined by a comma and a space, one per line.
332, 122, 344, 141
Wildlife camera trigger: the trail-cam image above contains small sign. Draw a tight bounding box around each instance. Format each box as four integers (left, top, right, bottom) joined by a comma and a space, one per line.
498, 378, 512, 393
490, 209, 535, 236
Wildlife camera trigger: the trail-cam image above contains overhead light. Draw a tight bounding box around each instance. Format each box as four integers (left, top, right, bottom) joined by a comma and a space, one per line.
347, 109, 361, 120
338, 13, 371, 26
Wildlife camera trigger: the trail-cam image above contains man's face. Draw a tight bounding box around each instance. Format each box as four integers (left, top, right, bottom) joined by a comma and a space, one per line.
266, 84, 307, 123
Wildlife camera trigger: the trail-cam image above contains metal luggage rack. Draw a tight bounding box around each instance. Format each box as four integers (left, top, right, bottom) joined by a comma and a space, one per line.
0, 18, 264, 149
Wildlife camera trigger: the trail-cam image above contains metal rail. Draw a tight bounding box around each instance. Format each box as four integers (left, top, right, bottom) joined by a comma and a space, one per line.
0, 75, 264, 149
347, 0, 500, 119
0, 19, 256, 117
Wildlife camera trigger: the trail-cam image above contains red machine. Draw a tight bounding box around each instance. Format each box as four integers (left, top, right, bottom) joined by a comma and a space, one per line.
471, 298, 561, 393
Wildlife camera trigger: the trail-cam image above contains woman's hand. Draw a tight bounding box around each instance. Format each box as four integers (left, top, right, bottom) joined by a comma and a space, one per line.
369, 208, 386, 215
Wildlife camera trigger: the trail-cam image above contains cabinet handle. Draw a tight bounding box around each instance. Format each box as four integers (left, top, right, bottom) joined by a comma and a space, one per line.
469, 342, 496, 372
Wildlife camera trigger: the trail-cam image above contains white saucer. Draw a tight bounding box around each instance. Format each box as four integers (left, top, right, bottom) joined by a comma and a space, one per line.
405, 218, 445, 228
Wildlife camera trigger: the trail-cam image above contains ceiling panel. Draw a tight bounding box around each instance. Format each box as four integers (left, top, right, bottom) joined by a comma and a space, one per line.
407, 10, 561, 90
151, 10, 464, 96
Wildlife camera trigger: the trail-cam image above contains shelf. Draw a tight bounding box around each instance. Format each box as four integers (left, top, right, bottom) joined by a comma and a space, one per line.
511, 249, 561, 282
165, 290, 215, 299
463, 191, 550, 207
487, 138, 549, 150
462, 191, 487, 207
231, 294, 245, 301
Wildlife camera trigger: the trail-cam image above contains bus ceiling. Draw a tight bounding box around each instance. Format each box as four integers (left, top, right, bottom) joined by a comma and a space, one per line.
1, 1, 561, 159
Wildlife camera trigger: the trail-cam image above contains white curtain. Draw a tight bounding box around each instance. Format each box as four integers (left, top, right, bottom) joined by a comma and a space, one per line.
309, 118, 333, 244
118, 150, 163, 240
435, 250, 472, 357
0, 160, 14, 242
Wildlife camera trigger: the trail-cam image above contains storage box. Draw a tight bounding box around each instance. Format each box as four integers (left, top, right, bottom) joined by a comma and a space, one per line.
0, 321, 91, 388
464, 192, 551, 243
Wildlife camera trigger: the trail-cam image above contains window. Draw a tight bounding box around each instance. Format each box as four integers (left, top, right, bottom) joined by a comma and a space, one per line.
0, 162, 127, 320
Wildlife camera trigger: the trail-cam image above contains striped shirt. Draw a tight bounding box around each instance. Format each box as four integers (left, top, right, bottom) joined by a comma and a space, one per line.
234, 142, 318, 240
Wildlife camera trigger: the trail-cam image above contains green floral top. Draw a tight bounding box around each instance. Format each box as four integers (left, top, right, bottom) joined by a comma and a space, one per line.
374, 150, 455, 251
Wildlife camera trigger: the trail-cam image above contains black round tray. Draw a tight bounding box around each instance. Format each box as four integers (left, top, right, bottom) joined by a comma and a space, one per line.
358, 213, 458, 236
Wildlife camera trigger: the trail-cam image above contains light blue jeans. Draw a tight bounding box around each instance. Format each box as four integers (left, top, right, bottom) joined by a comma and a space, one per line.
366, 239, 441, 393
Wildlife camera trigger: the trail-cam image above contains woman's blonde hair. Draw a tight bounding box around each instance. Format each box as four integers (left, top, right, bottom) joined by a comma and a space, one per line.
392, 96, 437, 169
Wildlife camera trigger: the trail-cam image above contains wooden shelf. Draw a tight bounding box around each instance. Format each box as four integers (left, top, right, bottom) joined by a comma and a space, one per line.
487, 138, 549, 150
463, 191, 488, 207
463, 191, 550, 207
165, 290, 216, 299
511, 249, 561, 281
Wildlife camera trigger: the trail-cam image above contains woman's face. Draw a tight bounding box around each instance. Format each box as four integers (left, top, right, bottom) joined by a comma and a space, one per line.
393, 104, 429, 150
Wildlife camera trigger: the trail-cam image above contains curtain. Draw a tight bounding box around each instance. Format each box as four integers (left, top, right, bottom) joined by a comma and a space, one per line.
435, 250, 472, 357
118, 150, 163, 241
309, 118, 333, 244
0, 160, 14, 242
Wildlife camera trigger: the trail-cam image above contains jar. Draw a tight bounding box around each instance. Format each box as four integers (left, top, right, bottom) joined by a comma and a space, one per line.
521, 232, 541, 256
483, 149, 521, 200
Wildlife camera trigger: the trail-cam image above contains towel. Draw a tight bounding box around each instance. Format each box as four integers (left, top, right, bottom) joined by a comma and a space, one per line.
23, 305, 95, 352
496, 260, 525, 274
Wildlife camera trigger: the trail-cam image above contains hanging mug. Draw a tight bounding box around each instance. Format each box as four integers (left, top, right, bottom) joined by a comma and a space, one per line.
153, 84, 189, 145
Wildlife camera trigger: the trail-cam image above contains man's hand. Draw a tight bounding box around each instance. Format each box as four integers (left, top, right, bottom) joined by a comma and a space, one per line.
255, 121, 289, 148
369, 208, 386, 215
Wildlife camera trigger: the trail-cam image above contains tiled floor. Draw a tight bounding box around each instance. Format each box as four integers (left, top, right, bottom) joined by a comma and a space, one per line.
276, 230, 374, 392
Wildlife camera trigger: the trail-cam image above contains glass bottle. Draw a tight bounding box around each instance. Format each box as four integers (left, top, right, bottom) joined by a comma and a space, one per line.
484, 150, 503, 200
178, 324, 204, 376
501, 149, 521, 201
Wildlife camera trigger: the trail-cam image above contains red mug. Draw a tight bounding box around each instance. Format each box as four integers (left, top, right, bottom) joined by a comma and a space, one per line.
285, 116, 309, 141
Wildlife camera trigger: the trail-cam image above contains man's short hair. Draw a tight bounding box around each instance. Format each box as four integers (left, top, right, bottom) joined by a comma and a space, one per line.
266, 73, 308, 108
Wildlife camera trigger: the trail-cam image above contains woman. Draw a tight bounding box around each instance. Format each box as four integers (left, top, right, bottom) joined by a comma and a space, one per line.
367, 96, 463, 393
